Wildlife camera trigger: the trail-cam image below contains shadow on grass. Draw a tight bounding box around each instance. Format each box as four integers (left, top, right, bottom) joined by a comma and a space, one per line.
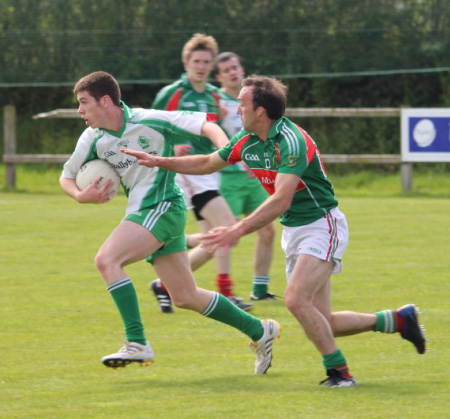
115, 372, 444, 396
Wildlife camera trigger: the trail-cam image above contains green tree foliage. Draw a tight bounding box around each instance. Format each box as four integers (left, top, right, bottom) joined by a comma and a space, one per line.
0, 0, 449, 156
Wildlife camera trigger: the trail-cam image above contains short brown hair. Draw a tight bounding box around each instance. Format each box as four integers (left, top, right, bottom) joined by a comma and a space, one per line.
73, 71, 121, 106
182, 33, 219, 63
213, 51, 242, 73
242, 75, 287, 120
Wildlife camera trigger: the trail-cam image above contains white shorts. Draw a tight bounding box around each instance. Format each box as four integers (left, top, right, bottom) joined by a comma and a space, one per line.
175, 172, 220, 209
281, 207, 349, 280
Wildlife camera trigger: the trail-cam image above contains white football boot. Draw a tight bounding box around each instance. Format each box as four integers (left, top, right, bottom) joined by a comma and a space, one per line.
102, 341, 154, 369
249, 319, 281, 374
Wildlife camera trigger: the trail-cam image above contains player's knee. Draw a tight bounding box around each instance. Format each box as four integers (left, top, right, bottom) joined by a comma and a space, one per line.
284, 291, 299, 314
284, 288, 297, 311
186, 233, 202, 249
284, 288, 308, 318
94, 250, 116, 275
171, 294, 195, 310
94, 251, 106, 274
171, 287, 203, 310
258, 223, 276, 243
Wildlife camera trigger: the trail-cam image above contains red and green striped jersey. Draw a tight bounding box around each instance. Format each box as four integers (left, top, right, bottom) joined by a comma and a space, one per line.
152, 74, 221, 155
217, 117, 338, 226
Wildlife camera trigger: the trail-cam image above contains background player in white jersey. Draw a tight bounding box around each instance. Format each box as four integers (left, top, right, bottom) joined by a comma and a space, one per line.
186, 52, 276, 299
59, 71, 280, 373
122, 75, 426, 387
215, 52, 276, 300
150, 34, 252, 312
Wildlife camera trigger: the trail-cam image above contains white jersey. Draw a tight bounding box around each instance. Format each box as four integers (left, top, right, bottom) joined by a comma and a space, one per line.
219, 91, 241, 138
62, 102, 206, 215
218, 91, 246, 173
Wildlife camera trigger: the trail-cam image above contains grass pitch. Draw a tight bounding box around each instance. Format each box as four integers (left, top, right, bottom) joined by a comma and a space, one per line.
0, 166, 449, 418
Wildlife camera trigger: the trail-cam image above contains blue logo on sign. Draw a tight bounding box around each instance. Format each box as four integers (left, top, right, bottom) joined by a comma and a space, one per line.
409, 117, 450, 152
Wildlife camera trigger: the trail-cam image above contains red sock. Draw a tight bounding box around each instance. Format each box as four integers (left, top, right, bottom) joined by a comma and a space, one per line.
159, 281, 168, 292
216, 274, 233, 297
395, 310, 404, 332
336, 363, 352, 378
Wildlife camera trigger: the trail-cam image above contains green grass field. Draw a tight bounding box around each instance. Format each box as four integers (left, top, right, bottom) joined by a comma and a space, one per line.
1, 166, 449, 418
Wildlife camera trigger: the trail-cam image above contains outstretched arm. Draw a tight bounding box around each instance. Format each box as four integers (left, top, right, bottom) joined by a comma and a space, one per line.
201, 173, 299, 252
121, 118, 230, 174
120, 148, 228, 175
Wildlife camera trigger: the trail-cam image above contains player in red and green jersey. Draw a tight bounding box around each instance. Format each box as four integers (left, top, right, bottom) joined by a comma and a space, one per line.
220, 114, 338, 226
122, 75, 426, 387
152, 74, 221, 155
150, 33, 252, 313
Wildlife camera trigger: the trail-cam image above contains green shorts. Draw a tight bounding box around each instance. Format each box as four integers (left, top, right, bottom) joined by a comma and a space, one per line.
220, 172, 268, 217
125, 199, 187, 264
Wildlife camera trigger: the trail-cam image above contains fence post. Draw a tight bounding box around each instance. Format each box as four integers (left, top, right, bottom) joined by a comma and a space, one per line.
4, 105, 17, 188
401, 163, 413, 192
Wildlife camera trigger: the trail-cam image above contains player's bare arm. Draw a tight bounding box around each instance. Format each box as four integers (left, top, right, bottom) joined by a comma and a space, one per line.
201, 173, 300, 252
121, 148, 228, 175
201, 120, 230, 148
173, 120, 226, 157
238, 172, 300, 233
59, 175, 115, 204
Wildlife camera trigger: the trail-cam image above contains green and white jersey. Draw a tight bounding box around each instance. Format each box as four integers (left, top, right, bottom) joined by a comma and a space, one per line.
218, 90, 246, 174
218, 117, 338, 226
152, 73, 220, 156
218, 90, 241, 139
62, 102, 206, 216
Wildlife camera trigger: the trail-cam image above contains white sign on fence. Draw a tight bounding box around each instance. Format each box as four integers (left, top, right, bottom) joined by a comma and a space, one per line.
401, 108, 450, 162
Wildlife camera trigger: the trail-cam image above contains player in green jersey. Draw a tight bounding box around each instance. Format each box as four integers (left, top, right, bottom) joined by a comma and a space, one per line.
214, 52, 276, 301
150, 33, 252, 312
122, 75, 426, 386
59, 71, 281, 373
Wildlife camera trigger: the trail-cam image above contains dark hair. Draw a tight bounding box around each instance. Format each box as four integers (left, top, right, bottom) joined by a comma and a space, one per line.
213, 51, 242, 73
73, 71, 121, 106
241, 75, 287, 120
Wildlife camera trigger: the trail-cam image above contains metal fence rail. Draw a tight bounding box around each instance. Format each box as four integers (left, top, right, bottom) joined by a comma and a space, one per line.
3, 105, 412, 190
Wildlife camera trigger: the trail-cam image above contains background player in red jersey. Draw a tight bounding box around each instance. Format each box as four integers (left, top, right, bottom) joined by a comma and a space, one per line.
150, 34, 252, 312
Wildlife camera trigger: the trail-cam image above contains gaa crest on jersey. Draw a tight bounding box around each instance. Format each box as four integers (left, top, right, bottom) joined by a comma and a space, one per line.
138, 136, 150, 149
287, 156, 298, 167
117, 139, 129, 148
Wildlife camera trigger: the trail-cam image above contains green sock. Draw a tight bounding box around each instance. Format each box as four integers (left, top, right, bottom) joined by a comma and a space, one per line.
374, 310, 397, 333
323, 349, 349, 375
252, 275, 269, 297
107, 278, 146, 345
201, 292, 264, 341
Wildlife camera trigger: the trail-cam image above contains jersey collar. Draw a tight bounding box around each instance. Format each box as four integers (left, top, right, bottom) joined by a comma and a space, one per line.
267, 117, 286, 139
102, 101, 134, 138
180, 73, 216, 93
180, 73, 191, 88
219, 89, 237, 101
122, 101, 135, 121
